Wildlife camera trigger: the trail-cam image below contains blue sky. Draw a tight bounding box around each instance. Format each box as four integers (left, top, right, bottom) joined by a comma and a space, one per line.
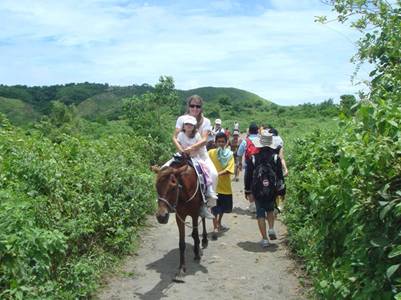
0, 0, 368, 105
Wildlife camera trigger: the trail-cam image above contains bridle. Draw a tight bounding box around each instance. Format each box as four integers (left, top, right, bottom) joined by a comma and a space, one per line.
157, 175, 200, 213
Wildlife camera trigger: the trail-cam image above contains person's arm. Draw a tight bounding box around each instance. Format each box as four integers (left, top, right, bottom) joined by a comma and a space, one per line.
173, 128, 185, 153
275, 154, 284, 179
219, 155, 235, 176
279, 147, 288, 177
183, 130, 209, 154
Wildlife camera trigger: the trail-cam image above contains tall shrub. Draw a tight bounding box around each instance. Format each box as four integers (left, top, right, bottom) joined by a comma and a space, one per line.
286, 1, 401, 298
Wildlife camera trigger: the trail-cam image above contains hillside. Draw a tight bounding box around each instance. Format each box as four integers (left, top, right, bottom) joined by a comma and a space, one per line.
0, 96, 40, 126
77, 85, 154, 120
0, 83, 340, 146
179, 86, 272, 105
0, 84, 275, 124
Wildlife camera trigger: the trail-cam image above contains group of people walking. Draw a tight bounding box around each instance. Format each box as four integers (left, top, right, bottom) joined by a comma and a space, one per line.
169, 94, 288, 248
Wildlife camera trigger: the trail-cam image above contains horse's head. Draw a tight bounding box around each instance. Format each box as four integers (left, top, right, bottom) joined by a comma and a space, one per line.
153, 164, 188, 224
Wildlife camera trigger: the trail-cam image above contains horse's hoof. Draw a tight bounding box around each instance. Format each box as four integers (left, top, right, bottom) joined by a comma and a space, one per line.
202, 240, 208, 249
194, 255, 201, 262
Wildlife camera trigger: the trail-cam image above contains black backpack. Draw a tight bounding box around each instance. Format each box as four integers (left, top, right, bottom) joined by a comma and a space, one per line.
251, 154, 278, 202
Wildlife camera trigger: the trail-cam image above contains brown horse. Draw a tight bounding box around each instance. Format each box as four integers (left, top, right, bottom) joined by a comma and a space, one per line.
153, 158, 208, 282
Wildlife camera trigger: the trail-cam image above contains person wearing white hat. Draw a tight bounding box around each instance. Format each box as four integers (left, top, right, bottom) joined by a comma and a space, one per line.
247, 130, 284, 248
207, 118, 225, 150
172, 95, 218, 219
213, 119, 224, 134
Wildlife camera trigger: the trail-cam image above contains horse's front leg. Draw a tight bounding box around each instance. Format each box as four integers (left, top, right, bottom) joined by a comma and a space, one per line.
174, 214, 186, 283
201, 217, 208, 249
191, 216, 201, 261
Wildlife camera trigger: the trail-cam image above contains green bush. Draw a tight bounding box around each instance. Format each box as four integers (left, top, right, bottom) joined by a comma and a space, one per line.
285, 99, 401, 299
0, 123, 157, 299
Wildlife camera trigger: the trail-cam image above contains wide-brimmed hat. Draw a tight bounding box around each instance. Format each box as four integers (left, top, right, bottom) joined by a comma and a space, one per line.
253, 130, 277, 149
183, 115, 197, 126
215, 118, 222, 125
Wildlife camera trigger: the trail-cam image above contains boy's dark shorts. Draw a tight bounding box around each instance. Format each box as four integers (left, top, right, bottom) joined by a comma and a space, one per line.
255, 198, 275, 218
212, 194, 233, 215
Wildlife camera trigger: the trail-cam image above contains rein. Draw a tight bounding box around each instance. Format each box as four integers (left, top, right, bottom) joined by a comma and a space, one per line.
157, 174, 200, 212
157, 175, 202, 229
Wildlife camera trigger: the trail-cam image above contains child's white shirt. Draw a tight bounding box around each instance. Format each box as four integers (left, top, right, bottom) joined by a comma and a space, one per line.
177, 131, 207, 160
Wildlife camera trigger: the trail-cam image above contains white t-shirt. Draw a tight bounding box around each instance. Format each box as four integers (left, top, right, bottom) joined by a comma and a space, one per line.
177, 132, 207, 159
207, 125, 225, 142
175, 114, 210, 159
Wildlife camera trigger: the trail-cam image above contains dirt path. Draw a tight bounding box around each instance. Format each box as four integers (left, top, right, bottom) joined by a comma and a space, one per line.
96, 173, 306, 300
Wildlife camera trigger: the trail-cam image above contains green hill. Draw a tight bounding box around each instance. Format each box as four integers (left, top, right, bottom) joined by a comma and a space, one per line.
0, 96, 40, 126
0, 83, 339, 134
77, 85, 153, 121
77, 86, 273, 122
179, 86, 272, 105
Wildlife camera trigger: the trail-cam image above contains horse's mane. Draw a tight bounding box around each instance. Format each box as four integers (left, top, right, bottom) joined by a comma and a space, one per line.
157, 166, 174, 182
156, 160, 192, 183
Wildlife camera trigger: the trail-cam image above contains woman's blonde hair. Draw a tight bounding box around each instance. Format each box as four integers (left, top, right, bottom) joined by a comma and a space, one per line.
185, 95, 204, 129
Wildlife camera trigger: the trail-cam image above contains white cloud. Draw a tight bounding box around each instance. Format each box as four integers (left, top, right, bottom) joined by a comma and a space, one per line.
0, 0, 367, 105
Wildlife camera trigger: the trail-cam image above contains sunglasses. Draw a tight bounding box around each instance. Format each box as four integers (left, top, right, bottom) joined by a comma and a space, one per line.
189, 104, 202, 109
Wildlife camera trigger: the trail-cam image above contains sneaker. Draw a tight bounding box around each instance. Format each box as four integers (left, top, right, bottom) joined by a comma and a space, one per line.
219, 224, 230, 232
260, 239, 269, 248
200, 204, 215, 219
268, 229, 277, 240
248, 202, 256, 213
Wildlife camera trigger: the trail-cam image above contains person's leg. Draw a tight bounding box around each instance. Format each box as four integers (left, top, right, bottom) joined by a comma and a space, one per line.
233, 157, 239, 181
266, 200, 277, 240
218, 213, 224, 230
257, 217, 267, 239
211, 207, 219, 240
247, 193, 256, 213
212, 213, 219, 231
196, 159, 216, 219
255, 200, 269, 247
205, 156, 218, 195
266, 211, 274, 230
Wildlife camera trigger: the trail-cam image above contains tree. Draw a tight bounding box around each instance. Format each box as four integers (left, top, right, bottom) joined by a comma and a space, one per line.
218, 95, 230, 106
123, 76, 179, 162
339, 94, 357, 116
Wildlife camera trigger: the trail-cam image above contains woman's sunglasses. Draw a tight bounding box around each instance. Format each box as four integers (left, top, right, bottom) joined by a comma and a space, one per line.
189, 104, 202, 109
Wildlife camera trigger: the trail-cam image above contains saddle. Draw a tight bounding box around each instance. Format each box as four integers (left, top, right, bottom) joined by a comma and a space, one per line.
171, 153, 208, 200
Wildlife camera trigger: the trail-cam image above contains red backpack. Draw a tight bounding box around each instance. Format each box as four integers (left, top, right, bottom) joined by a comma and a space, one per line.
245, 137, 259, 160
